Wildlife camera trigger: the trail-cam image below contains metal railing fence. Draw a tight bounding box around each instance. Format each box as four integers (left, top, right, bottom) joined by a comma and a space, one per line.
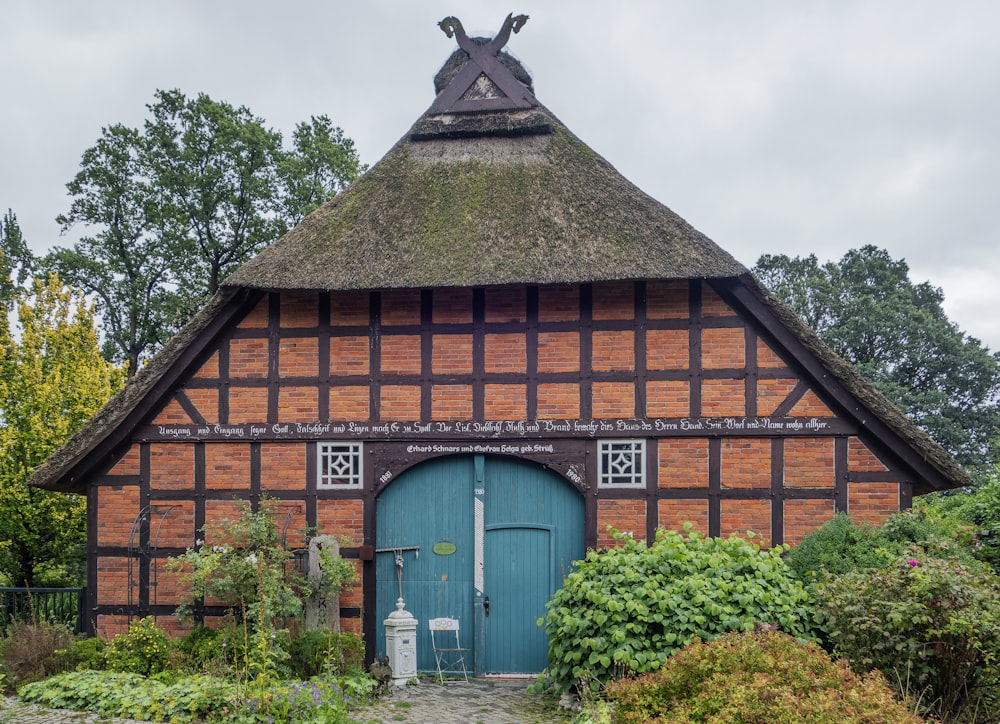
0, 587, 86, 634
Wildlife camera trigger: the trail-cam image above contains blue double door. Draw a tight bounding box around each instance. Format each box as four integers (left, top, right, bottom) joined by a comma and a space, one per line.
375, 454, 585, 675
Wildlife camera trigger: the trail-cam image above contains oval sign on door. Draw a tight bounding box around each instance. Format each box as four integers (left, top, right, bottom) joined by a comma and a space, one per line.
433, 541, 457, 556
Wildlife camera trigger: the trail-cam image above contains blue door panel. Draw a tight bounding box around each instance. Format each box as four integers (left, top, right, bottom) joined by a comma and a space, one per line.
375, 454, 584, 675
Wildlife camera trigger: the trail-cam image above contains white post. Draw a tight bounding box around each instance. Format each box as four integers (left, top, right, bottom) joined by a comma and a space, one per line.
384, 597, 418, 686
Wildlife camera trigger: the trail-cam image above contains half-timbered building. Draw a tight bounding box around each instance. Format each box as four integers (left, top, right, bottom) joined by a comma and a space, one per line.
30, 15, 970, 676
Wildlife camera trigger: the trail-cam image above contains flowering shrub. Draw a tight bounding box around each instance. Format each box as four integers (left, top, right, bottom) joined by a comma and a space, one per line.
603, 630, 925, 723
540, 527, 814, 692
105, 617, 171, 676
812, 553, 1000, 721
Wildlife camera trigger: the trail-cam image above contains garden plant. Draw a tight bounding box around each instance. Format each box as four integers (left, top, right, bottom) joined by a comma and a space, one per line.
539, 525, 814, 692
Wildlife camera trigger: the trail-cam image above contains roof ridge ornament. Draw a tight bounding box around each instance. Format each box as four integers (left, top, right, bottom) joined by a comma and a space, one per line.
428, 13, 538, 114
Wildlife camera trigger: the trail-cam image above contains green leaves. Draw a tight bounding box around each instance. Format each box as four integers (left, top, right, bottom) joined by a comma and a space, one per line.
51, 89, 364, 372
539, 528, 815, 691
812, 554, 1000, 720
0, 275, 125, 586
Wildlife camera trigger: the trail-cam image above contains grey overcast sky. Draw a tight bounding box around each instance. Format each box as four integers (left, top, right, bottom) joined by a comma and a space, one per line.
3, 1, 999, 350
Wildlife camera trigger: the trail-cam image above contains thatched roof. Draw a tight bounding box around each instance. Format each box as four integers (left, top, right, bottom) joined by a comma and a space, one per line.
27, 19, 971, 496
223, 105, 747, 291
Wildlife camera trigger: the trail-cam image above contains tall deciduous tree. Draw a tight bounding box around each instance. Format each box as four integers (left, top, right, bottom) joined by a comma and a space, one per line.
50, 124, 179, 376
52, 90, 363, 369
145, 89, 285, 299
0, 275, 125, 586
755, 245, 1000, 478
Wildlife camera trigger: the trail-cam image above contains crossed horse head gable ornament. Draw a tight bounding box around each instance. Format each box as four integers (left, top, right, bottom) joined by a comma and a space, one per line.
428, 13, 538, 114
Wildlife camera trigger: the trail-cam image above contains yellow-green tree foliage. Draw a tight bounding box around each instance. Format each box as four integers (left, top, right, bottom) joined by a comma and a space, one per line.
0, 274, 126, 586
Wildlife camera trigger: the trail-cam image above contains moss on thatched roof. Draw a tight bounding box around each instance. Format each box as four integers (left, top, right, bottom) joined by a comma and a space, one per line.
223, 106, 746, 292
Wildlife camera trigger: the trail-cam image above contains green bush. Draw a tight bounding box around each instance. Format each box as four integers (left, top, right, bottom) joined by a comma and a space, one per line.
603, 630, 925, 723
785, 510, 973, 581
920, 477, 1000, 574
812, 554, 1000, 722
54, 636, 107, 672
540, 527, 814, 692
105, 616, 172, 676
288, 629, 365, 678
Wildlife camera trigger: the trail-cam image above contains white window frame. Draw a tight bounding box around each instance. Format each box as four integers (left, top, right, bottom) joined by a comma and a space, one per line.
317, 442, 363, 489
598, 439, 647, 489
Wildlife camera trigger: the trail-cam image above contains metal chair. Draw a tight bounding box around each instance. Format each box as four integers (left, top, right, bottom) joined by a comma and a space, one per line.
428, 617, 469, 683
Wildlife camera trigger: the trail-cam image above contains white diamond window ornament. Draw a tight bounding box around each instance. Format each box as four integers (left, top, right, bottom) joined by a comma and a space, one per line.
598, 439, 646, 488
318, 442, 363, 488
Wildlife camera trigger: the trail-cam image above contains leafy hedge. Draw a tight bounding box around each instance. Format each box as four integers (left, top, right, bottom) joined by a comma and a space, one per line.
812, 553, 1000, 721
603, 630, 925, 723
540, 527, 814, 691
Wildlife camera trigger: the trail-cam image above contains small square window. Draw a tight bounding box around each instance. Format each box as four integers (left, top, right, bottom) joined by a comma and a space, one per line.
318, 442, 363, 488
599, 439, 646, 488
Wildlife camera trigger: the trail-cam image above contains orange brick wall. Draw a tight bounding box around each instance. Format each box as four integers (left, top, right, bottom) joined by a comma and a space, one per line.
783, 438, 834, 487
592, 282, 634, 320
205, 443, 250, 490
150, 502, 194, 548
646, 329, 688, 370
229, 388, 268, 423
537, 332, 579, 373
537, 285, 579, 321
330, 386, 369, 420
592, 382, 635, 418
152, 398, 191, 425
848, 437, 889, 472
107, 445, 140, 476
184, 388, 219, 424
659, 438, 709, 487
592, 330, 634, 371
537, 383, 580, 419
278, 386, 319, 419
485, 334, 527, 373
261, 443, 307, 490
702, 379, 745, 416
330, 336, 369, 375
317, 499, 364, 544
432, 335, 474, 374
647, 281, 688, 319
484, 384, 527, 419
381, 335, 422, 375
150, 444, 195, 490
380, 385, 421, 420
230, 338, 268, 378
432, 385, 474, 420
646, 380, 690, 417
658, 499, 708, 535
701, 284, 736, 316
279, 337, 318, 377
849, 482, 899, 525
702, 327, 745, 369
597, 499, 647, 547
92, 281, 919, 642
432, 288, 473, 324
280, 292, 319, 328
721, 499, 771, 547
485, 287, 526, 323
721, 439, 770, 489
97, 487, 141, 545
